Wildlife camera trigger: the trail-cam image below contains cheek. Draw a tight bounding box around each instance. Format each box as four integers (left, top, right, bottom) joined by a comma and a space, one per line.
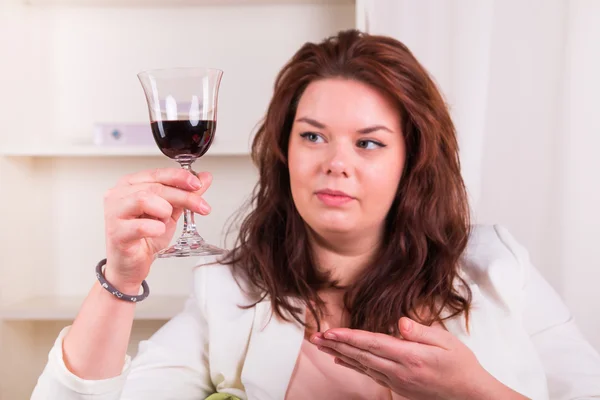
288, 145, 314, 201
361, 158, 403, 212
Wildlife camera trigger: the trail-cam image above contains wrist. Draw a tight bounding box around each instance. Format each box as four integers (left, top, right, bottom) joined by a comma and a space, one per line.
103, 262, 145, 295
462, 371, 529, 400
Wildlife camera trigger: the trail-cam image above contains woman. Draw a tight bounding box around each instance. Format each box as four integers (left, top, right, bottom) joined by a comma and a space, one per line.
32, 30, 600, 399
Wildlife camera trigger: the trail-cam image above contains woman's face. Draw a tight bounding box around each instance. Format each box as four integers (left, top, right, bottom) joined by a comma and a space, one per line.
288, 78, 406, 239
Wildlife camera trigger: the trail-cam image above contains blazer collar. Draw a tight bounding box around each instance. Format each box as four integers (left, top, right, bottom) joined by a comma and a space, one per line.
241, 299, 305, 400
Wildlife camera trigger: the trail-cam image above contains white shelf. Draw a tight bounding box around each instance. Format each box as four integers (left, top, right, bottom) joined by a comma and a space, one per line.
0, 143, 249, 158
0, 295, 188, 321
25, 0, 354, 6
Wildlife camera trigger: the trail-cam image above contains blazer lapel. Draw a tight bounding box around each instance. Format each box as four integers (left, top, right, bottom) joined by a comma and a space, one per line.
241, 299, 305, 400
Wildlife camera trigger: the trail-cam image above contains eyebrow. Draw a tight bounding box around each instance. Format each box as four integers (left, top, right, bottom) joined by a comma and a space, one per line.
295, 117, 393, 134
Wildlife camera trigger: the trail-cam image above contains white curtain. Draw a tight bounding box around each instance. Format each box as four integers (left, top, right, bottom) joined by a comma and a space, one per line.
356, 0, 494, 214
559, 0, 600, 350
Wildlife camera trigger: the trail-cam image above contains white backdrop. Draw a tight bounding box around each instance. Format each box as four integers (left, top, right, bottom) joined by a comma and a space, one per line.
357, 0, 600, 350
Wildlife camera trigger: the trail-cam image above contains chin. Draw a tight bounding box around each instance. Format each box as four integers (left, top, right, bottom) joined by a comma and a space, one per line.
309, 214, 357, 235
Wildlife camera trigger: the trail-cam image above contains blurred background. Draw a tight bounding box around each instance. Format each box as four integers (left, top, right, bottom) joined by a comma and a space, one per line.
0, 0, 598, 397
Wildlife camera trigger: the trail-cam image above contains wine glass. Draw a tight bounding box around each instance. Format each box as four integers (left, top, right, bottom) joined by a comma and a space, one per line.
137, 67, 225, 258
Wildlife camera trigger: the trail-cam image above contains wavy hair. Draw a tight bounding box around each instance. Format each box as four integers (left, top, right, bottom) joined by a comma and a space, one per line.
224, 29, 472, 336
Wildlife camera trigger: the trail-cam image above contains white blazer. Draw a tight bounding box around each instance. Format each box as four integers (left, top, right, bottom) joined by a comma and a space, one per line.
32, 225, 600, 400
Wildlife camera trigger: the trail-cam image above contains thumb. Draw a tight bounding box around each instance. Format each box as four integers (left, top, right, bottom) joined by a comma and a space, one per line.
398, 317, 452, 349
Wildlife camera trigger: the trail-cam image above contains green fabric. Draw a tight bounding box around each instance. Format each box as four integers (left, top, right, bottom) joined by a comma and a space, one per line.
204, 393, 242, 400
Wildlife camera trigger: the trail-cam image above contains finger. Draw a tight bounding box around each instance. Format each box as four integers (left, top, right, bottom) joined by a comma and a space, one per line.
170, 208, 184, 224
334, 357, 368, 375
112, 219, 166, 243
315, 328, 433, 361
117, 168, 212, 193
110, 185, 211, 217
399, 317, 453, 350
335, 358, 390, 388
319, 346, 391, 385
314, 337, 398, 376
115, 191, 174, 221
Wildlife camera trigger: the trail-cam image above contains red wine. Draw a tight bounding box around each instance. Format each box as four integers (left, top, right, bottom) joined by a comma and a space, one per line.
151, 120, 216, 159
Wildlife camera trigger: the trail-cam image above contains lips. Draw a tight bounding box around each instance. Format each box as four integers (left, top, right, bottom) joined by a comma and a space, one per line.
315, 189, 355, 206
316, 189, 353, 197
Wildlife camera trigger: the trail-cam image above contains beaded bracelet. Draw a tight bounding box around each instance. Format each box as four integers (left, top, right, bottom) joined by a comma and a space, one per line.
95, 258, 150, 302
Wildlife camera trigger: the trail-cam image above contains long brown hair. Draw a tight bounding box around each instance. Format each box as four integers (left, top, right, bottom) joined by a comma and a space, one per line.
224, 29, 472, 336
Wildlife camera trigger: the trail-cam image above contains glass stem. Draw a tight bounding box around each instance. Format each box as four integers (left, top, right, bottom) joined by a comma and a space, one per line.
178, 160, 201, 238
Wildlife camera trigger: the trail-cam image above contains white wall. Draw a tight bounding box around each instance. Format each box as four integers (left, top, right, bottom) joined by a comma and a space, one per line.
0, 2, 355, 301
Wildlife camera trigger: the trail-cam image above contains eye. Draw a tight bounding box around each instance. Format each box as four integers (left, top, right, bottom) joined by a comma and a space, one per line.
357, 139, 385, 150
300, 132, 325, 143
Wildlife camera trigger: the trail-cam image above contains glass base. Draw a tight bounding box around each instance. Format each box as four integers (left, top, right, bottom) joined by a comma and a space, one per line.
156, 232, 226, 258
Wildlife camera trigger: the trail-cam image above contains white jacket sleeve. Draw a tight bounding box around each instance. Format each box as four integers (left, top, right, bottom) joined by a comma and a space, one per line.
31, 268, 215, 400
495, 225, 600, 399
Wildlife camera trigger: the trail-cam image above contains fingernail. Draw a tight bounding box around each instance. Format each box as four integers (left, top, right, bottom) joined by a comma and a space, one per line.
189, 177, 202, 190
401, 318, 412, 332
324, 332, 337, 340
199, 200, 211, 213
318, 346, 332, 354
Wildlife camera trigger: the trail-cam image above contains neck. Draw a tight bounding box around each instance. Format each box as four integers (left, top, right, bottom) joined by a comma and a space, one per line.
308, 226, 383, 288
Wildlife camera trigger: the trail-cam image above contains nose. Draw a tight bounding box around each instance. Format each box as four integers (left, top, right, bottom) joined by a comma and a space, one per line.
323, 143, 350, 178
